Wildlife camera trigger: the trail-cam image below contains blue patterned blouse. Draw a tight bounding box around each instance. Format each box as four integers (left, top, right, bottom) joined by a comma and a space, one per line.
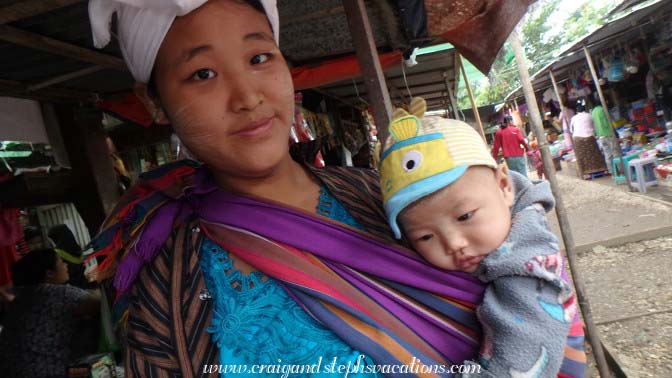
199, 186, 380, 377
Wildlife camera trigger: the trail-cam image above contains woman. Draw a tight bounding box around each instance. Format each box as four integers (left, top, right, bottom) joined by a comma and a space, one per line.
87, 1, 585, 377
0, 249, 100, 378
570, 105, 607, 177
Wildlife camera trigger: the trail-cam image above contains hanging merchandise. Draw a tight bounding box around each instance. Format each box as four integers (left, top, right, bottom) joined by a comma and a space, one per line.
566, 79, 580, 100
291, 93, 325, 168
291, 93, 315, 143
599, 57, 610, 86
583, 68, 592, 83
574, 69, 592, 98
0, 207, 21, 287
542, 88, 558, 104
624, 46, 641, 75
608, 55, 624, 82
649, 41, 672, 85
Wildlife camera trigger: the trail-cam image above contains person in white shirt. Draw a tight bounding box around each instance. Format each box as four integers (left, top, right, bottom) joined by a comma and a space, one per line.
569, 105, 595, 138
570, 104, 607, 177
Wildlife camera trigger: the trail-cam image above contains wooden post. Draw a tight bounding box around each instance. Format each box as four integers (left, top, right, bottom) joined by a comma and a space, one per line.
549, 71, 572, 138
51, 104, 120, 237
509, 30, 612, 378
342, 0, 392, 145
583, 46, 628, 183
458, 55, 486, 140
443, 71, 460, 119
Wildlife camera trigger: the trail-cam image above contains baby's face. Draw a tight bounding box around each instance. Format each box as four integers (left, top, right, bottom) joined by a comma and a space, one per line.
400, 166, 514, 273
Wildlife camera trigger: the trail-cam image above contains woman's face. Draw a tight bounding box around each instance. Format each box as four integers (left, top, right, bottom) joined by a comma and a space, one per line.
46, 256, 69, 284
151, 0, 295, 178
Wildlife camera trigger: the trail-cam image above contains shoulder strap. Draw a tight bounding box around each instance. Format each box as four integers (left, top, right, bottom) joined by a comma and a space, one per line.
311, 166, 406, 245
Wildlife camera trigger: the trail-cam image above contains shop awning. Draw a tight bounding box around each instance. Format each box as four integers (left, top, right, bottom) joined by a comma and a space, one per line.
505, 0, 671, 103
426, 0, 536, 74
292, 51, 403, 91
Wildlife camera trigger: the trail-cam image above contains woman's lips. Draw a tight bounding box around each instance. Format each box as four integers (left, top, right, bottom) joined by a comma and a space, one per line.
232, 117, 274, 138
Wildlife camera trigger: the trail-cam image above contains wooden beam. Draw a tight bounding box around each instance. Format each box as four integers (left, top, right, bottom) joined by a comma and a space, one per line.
28, 66, 104, 91
343, 87, 449, 103
443, 71, 459, 119
458, 54, 486, 141
322, 69, 455, 91
0, 0, 83, 24
0, 78, 90, 103
54, 105, 120, 233
583, 45, 627, 180
343, 0, 393, 144
0, 24, 127, 71
509, 31, 612, 378
0, 171, 77, 208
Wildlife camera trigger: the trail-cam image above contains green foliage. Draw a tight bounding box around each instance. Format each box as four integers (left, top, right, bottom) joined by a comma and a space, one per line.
457, 0, 619, 108
561, 1, 616, 46
522, 0, 563, 74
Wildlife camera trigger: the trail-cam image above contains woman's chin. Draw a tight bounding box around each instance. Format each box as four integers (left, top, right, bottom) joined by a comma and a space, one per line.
210, 148, 291, 178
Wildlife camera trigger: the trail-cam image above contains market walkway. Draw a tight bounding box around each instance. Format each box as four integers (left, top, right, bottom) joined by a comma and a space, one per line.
578, 236, 672, 378
540, 167, 672, 377
541, 166, 672, 252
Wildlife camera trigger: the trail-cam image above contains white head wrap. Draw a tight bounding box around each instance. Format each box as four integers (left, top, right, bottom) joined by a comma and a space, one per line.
89, 0, 279, 83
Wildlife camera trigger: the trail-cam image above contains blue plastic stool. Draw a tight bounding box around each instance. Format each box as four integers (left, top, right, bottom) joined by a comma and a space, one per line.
628, 156, 658, 193
612, 154, 639, 183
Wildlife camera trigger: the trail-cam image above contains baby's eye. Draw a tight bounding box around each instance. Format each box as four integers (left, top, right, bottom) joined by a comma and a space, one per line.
251, 53, 271, 65
191, 69, 217, 81
417, 234, 434, 242
457, 211, 475, 222
401, 150, 423, 172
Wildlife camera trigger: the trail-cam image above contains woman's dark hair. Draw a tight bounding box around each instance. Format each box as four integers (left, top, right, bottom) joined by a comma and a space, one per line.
146, 0, 268, 99
49, 224, 82, 257
11, 248, 58, 286
23, 226, 42, 242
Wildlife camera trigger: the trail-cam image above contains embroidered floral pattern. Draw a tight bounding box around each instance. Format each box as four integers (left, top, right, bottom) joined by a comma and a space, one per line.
200, 186, 376, 377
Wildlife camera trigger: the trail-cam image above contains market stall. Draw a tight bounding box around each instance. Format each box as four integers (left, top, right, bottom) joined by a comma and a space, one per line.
503, 0, 672, 185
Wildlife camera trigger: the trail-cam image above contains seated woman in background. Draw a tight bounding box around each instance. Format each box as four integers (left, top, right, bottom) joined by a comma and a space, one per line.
0, 248, 100, 378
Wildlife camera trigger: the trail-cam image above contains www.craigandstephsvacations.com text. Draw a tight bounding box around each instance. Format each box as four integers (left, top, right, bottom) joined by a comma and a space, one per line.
203, 356, 481, 377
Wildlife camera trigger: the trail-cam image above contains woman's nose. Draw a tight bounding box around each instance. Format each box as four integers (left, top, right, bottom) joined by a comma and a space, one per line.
229, 76, 263, 112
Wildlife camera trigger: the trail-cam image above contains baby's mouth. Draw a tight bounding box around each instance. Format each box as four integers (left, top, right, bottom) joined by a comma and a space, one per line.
457, 255, 485, 270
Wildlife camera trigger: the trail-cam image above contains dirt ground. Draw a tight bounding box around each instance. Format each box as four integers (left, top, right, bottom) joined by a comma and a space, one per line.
538, 169, 672, 377
577, 238, 672, 378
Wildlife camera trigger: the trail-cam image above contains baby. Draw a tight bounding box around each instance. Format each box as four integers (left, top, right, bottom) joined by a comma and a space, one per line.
379, 106, 584, 378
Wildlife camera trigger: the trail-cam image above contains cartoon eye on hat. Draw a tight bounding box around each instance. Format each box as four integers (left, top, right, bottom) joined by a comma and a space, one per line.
401, 150, 423, 172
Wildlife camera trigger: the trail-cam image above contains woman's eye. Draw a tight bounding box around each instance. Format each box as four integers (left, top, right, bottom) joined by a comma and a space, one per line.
417, 234, 434, 242
251, 53, 271, 65
457, 212, 474, 222
191, 69, 217, 81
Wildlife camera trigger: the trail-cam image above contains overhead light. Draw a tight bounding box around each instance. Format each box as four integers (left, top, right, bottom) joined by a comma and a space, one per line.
0, 151, 32, 158
416, 43, 455, 56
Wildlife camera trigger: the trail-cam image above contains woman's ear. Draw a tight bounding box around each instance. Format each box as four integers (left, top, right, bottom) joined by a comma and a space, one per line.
496, 165, 515, 207
134, 82, 170, 125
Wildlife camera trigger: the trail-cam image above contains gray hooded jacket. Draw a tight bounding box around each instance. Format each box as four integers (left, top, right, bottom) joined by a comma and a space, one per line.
462, 171, 576, 377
